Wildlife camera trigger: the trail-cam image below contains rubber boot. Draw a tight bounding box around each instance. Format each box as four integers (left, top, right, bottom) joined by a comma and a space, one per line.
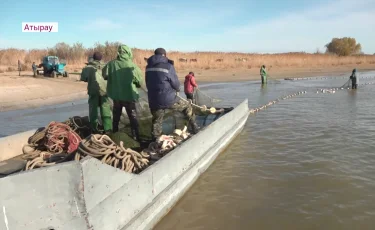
190, 121, 200, 134
131, 122, 141, 142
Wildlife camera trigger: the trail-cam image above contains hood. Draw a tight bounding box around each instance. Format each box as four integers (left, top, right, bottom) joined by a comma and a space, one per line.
117, 45, 133, 61
147, 54, 169, 66
353, 68, 357, 73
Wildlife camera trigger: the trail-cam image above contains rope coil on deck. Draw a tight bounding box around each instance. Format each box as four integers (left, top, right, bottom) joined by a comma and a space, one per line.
75, 134, 150, 174
22, 121, 82, 170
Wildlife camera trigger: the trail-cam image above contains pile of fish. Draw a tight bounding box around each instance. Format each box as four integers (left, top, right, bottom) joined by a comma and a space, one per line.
142, 126, 192, 161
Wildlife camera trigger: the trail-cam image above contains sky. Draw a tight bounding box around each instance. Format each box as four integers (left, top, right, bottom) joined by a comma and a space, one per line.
0, 0, 374, 54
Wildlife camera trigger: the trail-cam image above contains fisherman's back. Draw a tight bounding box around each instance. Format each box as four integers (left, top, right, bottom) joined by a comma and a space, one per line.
81, 61, 106, 96
145, 54, 180, 110
103, 51, 142, 102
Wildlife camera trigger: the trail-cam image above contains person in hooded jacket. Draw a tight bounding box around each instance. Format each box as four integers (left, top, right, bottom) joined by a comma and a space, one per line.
145, 48, 200, 141
184, 71, 198, 102
260, 65, 267, 84
80, 52, 112, 134
349, 68, 359, 89
102, 45, 143, 141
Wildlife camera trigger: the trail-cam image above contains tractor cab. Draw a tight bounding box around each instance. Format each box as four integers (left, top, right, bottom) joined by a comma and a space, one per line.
37, 56, 69, 78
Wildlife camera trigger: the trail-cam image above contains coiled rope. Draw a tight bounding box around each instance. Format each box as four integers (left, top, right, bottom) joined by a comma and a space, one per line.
75, 134, 150, 174
22, 121, 82, 170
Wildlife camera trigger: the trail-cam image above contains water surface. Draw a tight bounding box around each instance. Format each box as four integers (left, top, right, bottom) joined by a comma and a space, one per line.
1, 72, 375, 230
154, 72, 375, 230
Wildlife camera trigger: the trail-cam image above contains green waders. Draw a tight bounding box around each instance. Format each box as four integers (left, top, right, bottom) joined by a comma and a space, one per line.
261, 75, 267, 84
88, 94, 112, 133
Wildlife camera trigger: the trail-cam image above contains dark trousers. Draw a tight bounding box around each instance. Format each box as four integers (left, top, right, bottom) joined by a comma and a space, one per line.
185, 93, 194, 101
112, 100, 140, 139
352, 83, 357, 89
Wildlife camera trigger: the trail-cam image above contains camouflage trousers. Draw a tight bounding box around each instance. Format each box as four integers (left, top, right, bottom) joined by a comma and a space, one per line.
151, 99, 198, 140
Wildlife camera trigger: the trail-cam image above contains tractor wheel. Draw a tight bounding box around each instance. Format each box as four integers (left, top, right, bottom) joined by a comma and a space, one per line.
51, 71, 57, 78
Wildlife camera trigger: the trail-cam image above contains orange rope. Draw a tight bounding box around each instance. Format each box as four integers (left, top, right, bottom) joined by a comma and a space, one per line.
45, 121, 82, 154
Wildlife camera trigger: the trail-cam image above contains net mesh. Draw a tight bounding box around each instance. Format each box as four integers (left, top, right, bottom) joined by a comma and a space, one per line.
340, 79, 351, 88
106, 85, 222, 140
192, 88, 221, 108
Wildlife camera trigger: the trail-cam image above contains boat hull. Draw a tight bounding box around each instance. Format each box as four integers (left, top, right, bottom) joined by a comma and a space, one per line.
0, 99, 249, 230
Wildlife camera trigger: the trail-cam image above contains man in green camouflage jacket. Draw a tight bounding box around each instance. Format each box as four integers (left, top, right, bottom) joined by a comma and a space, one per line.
80, 52, 112, 134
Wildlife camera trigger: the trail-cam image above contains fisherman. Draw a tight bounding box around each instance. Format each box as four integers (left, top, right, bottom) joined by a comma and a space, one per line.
349, 68, 359, 89
260, 65, 267, 84
102, 45, 143, 141
85, 56, 94, 66
80, 52, 112, 134
145, 48, 200, 141
18, 59, 21, 76
184, 71, 198, 102
32, 62, 37, 77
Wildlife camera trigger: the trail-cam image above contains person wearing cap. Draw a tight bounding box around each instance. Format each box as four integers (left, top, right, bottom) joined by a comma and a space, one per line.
349, 68, 359, 89
260, 65, 267, 84
102, 45, 143, 141
184, 71, 198, 102
145, 48, 200, 141
80, 51, 112, 134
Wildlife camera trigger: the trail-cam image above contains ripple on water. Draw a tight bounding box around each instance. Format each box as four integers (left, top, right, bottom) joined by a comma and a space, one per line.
155, 74, 375, 230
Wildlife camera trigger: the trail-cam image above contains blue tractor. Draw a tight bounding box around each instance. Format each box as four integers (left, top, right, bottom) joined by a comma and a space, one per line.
36, 56, 69, 78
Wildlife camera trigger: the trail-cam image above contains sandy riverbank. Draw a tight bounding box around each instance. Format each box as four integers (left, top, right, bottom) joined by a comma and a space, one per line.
1, 64, 374, 112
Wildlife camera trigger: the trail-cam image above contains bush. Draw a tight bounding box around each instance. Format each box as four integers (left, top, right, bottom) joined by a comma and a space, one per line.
325, 37, 362, 56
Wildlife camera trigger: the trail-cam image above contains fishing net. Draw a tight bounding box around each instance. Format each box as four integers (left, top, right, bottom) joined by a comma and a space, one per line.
192, 87, 221, 108
340, 79, 351, 88
104, 83, 223, 141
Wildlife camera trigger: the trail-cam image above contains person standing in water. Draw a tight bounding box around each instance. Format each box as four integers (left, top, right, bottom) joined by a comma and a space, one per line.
260, 65, 267, 85
349, 68, 358, 89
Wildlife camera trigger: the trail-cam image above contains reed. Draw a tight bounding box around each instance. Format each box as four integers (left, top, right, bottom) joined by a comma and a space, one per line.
1, 42, 374, 72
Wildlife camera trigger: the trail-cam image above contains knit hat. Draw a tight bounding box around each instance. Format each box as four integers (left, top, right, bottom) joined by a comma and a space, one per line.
154, 48, 167, 56
93, 52, 103, 61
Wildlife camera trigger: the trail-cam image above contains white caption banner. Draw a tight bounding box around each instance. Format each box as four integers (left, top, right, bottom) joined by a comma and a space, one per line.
22, 22, 58, 32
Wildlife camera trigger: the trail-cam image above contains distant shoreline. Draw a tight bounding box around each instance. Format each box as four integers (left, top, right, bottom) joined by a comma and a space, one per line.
0, 65, 374, 112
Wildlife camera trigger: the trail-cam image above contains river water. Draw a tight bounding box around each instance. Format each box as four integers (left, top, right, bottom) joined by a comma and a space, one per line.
154, 72, 375, 230
1, 72, 375, 230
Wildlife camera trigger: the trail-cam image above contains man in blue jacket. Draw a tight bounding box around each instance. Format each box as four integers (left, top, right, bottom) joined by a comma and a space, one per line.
145, 48, 200, 140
